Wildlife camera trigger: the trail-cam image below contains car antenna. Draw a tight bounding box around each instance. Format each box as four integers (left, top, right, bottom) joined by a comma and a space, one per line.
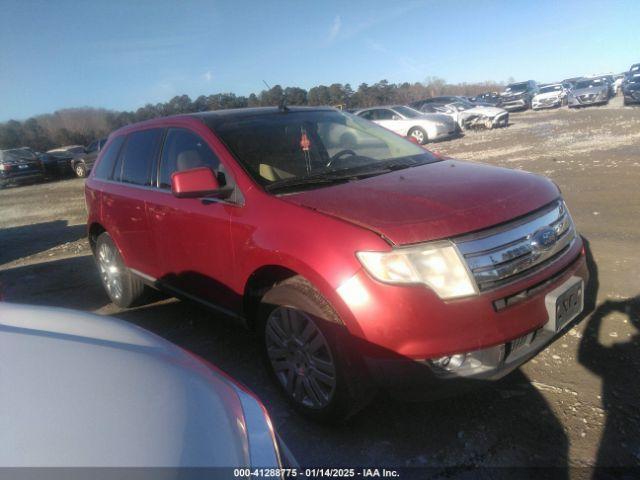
263, 79, 289, 112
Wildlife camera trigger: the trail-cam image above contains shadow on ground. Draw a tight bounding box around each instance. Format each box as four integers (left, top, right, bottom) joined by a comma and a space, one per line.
0, 221, 86, 265
0, 254, 578, 474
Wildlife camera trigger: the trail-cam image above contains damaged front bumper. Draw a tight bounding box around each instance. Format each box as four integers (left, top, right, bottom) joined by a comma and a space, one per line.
460, 111, 508, 130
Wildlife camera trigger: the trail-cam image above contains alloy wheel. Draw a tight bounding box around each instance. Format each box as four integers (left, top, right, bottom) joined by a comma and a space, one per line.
265, 306, 337, 409
410, 129, 425, 143
97, 242, 123, 301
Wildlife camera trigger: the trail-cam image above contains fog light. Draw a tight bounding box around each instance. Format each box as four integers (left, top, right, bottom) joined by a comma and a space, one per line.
430, 353, 467, 371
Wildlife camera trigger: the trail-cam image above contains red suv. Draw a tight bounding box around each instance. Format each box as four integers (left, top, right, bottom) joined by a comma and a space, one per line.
86, 107, 589, 421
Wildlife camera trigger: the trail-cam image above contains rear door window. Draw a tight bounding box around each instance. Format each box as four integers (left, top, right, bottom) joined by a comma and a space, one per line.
118, 129, 163, 185
158, 128, 221, 189
92, 136, 125, 180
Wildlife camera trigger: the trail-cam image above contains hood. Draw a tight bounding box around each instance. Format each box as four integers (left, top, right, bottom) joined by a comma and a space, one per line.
573, 85, 607, 95
0, 303, 278, 467
462, 105, 506, 118
534, 91, 563, 100
282, 159, 559, 245
501, 90, 526, 99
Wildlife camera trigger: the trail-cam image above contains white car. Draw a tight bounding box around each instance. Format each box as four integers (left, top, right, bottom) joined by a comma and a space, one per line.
0, 302, 292, 468
354, 105, 459, 144
412, 97, 509, 130
532, 83, 567, 110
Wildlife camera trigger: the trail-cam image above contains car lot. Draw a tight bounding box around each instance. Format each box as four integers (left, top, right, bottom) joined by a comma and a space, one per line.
1, 97, 639, 471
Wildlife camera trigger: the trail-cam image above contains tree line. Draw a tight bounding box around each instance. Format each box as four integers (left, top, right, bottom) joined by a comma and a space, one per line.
0, 77, 504, 152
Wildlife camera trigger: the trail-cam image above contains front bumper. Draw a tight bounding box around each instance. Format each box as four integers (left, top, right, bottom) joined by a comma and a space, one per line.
338, 237, 589, 394
568, 94, 608, 107
623, 91, 640, 104
501, 98, 528, 110
532, 98, 562, 109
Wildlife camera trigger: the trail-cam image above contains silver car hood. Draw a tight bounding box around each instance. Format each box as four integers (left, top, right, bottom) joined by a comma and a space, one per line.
0, 303, 280, 467
461, 105, 507, 118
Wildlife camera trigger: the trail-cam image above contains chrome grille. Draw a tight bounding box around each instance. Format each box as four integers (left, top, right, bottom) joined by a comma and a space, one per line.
454, 200, 576, 291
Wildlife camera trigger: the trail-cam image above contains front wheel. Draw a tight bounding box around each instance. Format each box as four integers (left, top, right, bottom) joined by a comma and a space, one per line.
408, 126, 428, 145
259, 277, 373, 422
74, 162, 87, 178
95, 232, 147, 308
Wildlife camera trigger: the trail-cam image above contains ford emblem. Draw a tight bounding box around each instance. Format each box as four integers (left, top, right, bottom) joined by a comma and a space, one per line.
530, 227, 557, 253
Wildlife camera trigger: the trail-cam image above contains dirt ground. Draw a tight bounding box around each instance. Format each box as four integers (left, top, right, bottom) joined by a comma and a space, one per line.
1, 96, 639, 475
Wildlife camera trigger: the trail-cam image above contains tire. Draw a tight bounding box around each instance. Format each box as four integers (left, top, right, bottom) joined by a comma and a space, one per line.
408, 126, 428, 145
259, 276, 374, 422
74, 161, 87, 178
95, 232, 146, 308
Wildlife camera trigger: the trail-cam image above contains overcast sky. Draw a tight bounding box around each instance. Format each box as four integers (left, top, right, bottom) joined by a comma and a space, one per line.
1, 0, 638, 121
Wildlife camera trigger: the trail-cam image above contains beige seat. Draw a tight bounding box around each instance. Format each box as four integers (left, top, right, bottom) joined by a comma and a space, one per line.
259, 163, 296, 181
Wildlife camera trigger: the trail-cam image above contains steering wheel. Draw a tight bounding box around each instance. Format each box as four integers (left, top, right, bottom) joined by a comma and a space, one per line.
326, 149, 357, 168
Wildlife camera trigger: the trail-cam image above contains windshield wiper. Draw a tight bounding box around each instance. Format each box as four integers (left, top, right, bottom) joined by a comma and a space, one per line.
265, 167, 396, 193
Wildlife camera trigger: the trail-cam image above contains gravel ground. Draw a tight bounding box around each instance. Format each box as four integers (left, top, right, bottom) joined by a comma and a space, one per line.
1, 97, 639, 475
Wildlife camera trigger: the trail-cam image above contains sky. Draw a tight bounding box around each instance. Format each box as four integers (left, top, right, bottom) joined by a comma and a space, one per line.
0, 0, 638, 121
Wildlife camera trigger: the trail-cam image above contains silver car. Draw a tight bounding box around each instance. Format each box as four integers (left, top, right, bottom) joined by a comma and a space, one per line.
0, 303, 291, 469
568, 78, 610, 108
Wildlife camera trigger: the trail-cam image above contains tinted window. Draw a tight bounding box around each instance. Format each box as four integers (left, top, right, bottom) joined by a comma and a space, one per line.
158, 128, 221, 189
119, 129, 163, 185
374, 109, 394, 120
358, 110, 374, 120
93, 136, 125, 180
86, 141, 98, 153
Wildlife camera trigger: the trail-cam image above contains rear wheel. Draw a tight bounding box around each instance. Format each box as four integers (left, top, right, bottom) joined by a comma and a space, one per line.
259, 276, 373, 422
95, 232, 146, 308
74, 162, 87, 178
408, 126, 428, 145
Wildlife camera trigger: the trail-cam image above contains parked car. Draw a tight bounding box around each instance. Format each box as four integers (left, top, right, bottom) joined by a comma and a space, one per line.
621, 69, 640, 105
354, 105, 458, 144
412, 97, 509, 129
0, 147, 44, 188
567, 77, 610, 108
0, 302, 290, 468
40, 150, 74, 177
588, 74, 616, 97
531, 83, 567, 110
48, 144, 86, 155
72, 138, 107, 177
86, 107, 589, 421
499, 80, 538, 111
469, 92, 502, 107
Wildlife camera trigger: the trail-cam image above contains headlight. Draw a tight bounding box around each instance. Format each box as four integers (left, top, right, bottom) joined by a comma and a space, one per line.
356, 241, 477, 299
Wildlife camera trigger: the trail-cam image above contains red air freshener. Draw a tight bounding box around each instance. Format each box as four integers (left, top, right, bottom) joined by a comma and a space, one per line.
300, 132, 311, 151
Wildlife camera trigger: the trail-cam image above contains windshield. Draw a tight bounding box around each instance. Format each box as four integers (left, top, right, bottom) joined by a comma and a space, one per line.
392, 106, 423, 118
539, 85, 562, 94
505, 83, 528, 93
210, 110, 438, 192
1, 148, 37, 161
575, 79, 603, 89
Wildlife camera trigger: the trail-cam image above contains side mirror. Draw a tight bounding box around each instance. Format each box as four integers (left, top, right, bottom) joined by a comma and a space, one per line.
171, 167, 232, 199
